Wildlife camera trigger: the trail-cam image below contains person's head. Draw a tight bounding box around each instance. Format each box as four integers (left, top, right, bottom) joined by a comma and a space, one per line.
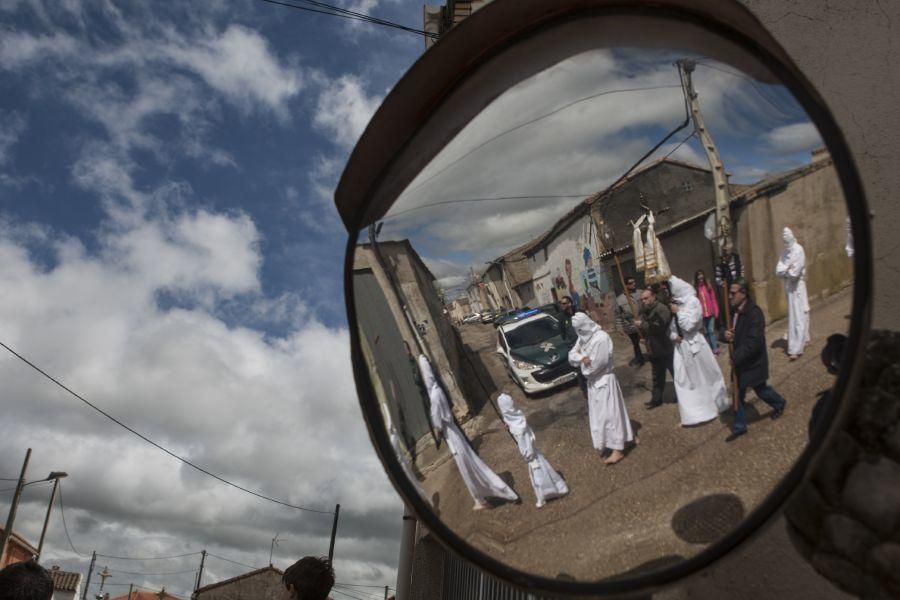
559, 295, 573, 314
281, 556, 334, 600
640, 288, 656, 308
783, 227, 796, 249
694, 269, 706, 288
729, 278, 751, 309
625, 276, 636, 291
0, 560, 54, 600
571, 312, 600, 341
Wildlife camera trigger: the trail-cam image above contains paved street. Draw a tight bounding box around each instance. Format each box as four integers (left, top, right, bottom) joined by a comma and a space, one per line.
413, 287, 853, 581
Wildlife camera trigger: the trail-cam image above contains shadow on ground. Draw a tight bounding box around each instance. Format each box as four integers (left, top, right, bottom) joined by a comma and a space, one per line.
671, 492, 746, 544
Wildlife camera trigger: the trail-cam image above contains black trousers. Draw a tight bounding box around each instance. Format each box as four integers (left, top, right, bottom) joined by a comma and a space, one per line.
628, 332, 644, 361
649, 353, 674, 405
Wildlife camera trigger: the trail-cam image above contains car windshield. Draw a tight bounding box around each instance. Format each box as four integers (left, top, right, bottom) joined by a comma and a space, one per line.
504, 316, 561, 348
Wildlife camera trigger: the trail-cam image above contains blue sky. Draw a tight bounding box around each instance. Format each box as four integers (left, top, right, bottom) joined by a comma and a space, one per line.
0, 0, 427, 595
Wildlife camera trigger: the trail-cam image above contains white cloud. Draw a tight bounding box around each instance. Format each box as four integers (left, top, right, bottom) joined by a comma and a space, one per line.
0, 109, 25, 165
0, 31, 78, 69
764, 122, 823, 155
0, 196, 402, 591
313, 75, 382, 151
161, 25, 304, 118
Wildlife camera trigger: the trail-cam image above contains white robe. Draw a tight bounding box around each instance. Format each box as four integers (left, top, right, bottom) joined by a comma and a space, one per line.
417, 355, 518, 505
389, 426, 429, 503
667, 277, 730, 425
775, 231, 811, 355
568, 316, 634, 451
497, 394, 568, 507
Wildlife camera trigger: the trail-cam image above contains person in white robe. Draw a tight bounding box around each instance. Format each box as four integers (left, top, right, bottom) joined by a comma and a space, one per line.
385, 411, 430, 505
567, 313, 635, 465
417, 355, 518, 509
667, 276, 730, 426
496, 393, 569, 507
775, 227, 811, 359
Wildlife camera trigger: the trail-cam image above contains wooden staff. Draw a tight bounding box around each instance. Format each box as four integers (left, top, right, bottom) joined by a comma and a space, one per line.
719, 254, 739, 412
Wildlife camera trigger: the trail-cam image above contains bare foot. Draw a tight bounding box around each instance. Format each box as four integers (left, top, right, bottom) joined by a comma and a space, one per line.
789, 354, 798, 361
473, 502, 487, 511
633, 436, 640, 446
604, 450, 625, 465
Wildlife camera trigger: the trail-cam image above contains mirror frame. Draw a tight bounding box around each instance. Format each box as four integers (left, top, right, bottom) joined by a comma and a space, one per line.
337, 0, 872, 595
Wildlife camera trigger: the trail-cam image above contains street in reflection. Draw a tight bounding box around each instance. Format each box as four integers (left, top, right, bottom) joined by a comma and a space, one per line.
350, 45, 854, 580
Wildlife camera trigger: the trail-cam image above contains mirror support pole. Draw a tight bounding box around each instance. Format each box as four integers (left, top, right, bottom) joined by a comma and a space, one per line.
396, 505, 416, 600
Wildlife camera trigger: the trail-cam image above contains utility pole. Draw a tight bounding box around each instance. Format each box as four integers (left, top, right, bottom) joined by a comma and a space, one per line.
36, 472, 68, 559
328, 504, 340, 563
269, 533, 281, 566
678, 59, 733, 256
0, 448, 31, 567
82, 551, 97, 600
97, 566, 112, 592
679, 58, 739, 410
395, 506, 415, 600
384, 585, 389, 599
127, 583, 133, 600
194, 549, 207, 593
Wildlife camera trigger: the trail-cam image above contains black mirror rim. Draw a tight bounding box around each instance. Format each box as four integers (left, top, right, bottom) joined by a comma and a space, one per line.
341, 1, 872, 595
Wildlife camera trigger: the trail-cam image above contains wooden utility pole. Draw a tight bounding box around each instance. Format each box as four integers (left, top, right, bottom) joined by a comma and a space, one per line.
328, 503, 340, 563
679, 58, 739, 410
0, 448, 31, 567
194, 549, 207, 593
82, 551, 97, 600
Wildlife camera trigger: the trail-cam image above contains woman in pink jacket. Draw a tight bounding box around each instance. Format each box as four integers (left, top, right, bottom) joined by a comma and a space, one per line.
694, 269, 720, 354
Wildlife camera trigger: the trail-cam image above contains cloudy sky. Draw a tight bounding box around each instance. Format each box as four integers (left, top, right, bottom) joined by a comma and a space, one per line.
377, 47, 823, 298
0, 0, 426, 597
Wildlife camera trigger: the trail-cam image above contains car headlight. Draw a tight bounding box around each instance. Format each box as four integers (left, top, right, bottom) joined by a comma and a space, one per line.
512, 358, 542, 371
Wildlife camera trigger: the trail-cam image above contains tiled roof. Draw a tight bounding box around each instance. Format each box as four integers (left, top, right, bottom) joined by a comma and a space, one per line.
49, 567, 81, 592
194, 565, 283, 594
0, 526, 38, 554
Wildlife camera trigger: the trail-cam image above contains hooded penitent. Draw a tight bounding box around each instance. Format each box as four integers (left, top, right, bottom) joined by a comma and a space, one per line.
567, 313, 634, 451
417, 355, 518, 506
775, 227, 811, 356
667, 275, 729, 424
497, 393, 568, 507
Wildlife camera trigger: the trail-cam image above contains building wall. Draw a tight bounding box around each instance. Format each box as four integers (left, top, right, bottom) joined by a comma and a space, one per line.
530, 215, 616, 328
196, 570, 283, 600
735, 161, 852, 323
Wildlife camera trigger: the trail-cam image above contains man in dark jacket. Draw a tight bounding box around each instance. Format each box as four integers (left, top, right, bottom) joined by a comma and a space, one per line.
724, 278, 787, 440
635, 288, 674, 408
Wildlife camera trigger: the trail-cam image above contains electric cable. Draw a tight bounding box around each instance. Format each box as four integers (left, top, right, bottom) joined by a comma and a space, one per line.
256, 0, 438, 38
56, 480, 89, 557
331, 588, 374, 600
0, 339, 334, 515
107, 567, 199, 576
205, 552, 261, 571
97, 551, 202, 561
693, 60, 801, 119
399, 83, 683, 199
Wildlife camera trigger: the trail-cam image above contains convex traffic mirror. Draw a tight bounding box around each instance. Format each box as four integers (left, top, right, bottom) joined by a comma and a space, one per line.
337, 1, 870, 595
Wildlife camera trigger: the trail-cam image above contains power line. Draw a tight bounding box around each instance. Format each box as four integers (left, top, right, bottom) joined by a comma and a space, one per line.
0, 339, 334, 515
107, 567, 199, 577
206, 552, 261, 571
331, 587, 375, 600
256, 0, 438, 39
97, 551, 202, 561
693, 60, 800, 119
399, 83, 683, 199
56, 480, 89, 557
333, 584, 391, 600
335, 583, 396, 589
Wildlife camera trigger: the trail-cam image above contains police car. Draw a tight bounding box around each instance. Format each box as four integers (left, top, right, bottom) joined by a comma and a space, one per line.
495, 308, 578, 394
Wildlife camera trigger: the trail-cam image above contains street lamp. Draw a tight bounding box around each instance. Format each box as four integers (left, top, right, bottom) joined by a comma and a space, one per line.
36, 471, 68, 560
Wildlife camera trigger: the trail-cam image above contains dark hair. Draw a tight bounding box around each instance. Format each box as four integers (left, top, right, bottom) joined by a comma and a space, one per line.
625, 276, 636, 285
0, 560, 54, 600
560, 295, 573, 303
694, 269, 707, 288
732, 277, 751, 296
283, 556, 335, 600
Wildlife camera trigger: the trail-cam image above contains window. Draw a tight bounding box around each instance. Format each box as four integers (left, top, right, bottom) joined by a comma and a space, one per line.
682, 179, 694, 192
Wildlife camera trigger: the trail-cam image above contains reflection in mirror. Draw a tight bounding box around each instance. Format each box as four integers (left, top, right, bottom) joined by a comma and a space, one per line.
351, 30, 854, 582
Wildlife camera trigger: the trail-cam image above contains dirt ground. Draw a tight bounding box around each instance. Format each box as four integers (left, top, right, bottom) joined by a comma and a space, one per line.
411, 287, 853, 584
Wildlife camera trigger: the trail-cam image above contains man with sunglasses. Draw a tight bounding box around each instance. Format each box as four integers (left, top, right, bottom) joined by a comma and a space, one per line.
724, 278, 787, 441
